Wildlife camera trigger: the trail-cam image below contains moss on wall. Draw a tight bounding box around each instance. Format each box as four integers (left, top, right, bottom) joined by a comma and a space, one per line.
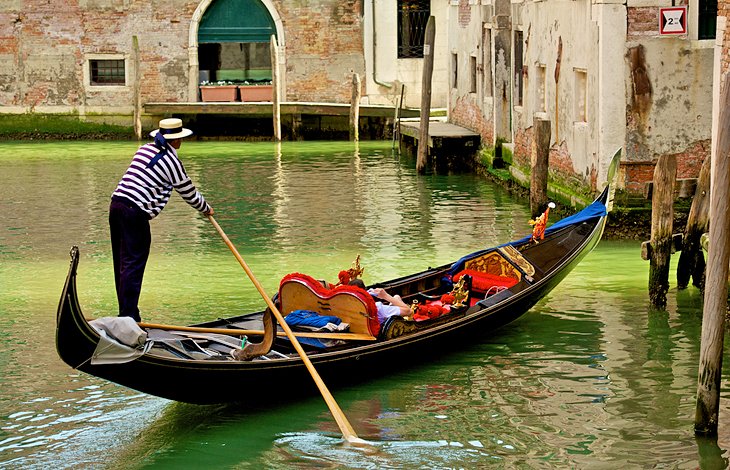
473, 142, 692, 240
0, 114, 134, 140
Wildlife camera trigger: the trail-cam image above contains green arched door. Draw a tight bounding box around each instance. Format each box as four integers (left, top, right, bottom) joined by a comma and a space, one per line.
198, 0, 277, 84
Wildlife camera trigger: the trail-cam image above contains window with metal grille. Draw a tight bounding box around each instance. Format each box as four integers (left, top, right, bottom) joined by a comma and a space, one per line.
90, 59, 125, 86
698, 0, 717, 40
398, 0, 430, 58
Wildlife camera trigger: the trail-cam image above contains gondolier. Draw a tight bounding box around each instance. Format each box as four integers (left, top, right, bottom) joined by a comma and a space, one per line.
109, 118, 213, 322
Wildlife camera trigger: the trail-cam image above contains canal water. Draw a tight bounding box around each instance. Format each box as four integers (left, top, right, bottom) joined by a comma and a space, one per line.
1, 141, 729, 469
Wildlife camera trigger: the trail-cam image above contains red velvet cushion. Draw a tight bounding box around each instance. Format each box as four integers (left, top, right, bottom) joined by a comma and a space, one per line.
453, 269, 519, 292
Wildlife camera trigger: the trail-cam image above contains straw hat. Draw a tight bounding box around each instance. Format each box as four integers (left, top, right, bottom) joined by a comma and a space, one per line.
149, 118, 193, 139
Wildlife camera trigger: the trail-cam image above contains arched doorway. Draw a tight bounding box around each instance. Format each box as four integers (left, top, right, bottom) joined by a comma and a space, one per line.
189, 0, 284, 101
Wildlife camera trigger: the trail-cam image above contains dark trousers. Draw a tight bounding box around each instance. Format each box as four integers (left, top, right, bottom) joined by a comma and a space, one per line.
109, 197, 151, 322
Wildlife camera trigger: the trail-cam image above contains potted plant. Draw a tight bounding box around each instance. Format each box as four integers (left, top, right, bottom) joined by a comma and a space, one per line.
199, 81, 239, 102
238, 80, 273, 102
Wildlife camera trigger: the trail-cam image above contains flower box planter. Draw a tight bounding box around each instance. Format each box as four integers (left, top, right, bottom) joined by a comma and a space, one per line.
199, 85, 238, 102
238, 85, 273, 102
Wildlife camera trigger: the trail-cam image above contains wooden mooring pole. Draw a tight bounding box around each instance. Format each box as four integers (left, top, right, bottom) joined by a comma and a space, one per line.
392, 83, 405, 150
530, 117, 551, 218
416, 16, 435, 173
642, 154, 677, 309
271, 35, 281, 141
677, 153, 711, 289
132, 35, 142, 140
349, 73, 361, 142
694, 73, 730, 436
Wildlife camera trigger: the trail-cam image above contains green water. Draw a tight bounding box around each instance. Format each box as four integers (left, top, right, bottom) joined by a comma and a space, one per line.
0, 141, 728, 469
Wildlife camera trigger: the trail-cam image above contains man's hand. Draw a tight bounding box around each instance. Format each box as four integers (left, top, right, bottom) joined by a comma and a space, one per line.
369, 288, 389, 301
205, 206, 215, 216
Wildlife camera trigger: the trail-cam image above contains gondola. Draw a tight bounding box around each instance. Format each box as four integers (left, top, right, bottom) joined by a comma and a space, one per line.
56, 151, 620, 405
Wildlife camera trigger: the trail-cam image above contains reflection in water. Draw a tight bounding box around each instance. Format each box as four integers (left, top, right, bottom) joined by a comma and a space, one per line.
1, 142, 730, 468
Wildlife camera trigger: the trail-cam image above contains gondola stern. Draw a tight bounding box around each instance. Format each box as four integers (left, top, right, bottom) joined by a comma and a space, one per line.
56, 246, 81, 335
56, 246, 99, 370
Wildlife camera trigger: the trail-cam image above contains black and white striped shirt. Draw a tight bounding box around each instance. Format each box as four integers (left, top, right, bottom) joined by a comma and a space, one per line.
111, 142, 210, 219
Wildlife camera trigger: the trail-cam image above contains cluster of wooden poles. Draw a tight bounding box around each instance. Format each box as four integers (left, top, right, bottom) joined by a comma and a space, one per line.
642, 76, 730, 436
523, 71, 729, 438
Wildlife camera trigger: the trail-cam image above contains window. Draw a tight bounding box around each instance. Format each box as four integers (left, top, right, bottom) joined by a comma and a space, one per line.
470, 56, 477, 93
199, 42, 272, 83
574, 69, 587, 122
90, 59, 125, 86
698, 0, 717, 39
452, 53, 458, 88
398, 0, 430, 58
482, 24, 492, 98
513, 30, 523, 107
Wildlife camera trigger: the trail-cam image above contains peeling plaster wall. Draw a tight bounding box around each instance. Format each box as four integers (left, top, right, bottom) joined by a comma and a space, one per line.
447, 1, 494, 141
515, 0, 628, 189
621, 4, 714, 193
0, 0, 368, 118
624, 37, 714, 163
363, 0, 449, 108
447, 0, 713, 193
596, 2, 628, 188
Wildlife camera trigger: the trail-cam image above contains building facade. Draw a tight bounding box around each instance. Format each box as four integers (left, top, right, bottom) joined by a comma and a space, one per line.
0, 0, 449, 127
447, 0, 718, 194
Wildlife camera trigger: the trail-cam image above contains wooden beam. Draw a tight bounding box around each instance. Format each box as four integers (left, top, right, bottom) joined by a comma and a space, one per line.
647, 154, 677, 309
416, 16, 435, 173
530, 117, 551, 218
695, 71, 730, 436
138, 321, 377, 342
271, 35, 281, 141
677, 155, 711, 289
132, 35, 142, 140
350, 73, 361, 142
143, 102, 420, 118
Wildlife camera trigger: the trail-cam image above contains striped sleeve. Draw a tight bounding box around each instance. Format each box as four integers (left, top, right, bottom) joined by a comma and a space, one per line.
161, 152, 210, 213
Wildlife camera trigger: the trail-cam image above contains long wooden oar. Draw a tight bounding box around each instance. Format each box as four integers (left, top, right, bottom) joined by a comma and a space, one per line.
208, 214, 364, 444
137, 321, 376, 341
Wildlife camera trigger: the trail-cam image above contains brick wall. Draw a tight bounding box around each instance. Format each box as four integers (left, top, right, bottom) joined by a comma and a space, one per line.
283, 0, 364, 102
621, 139, 710, 193
627, 2, 689, 40
0, 0, 365, 110
627, 7, 661, 40
512, 125, 530, 168
458, 0, 472, 27
450, 95, 495, 146
549, 141, 577, 181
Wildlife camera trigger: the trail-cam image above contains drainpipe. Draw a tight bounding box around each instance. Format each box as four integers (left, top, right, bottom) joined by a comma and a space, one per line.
372, 0, 392, 88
